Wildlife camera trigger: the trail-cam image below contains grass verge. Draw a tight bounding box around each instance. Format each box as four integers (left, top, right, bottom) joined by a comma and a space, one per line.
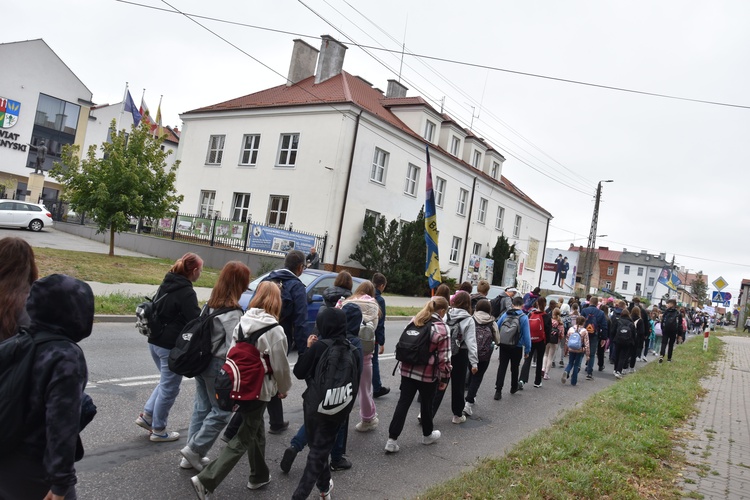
94, 293, 144, 315
387, 306, 421, 317
418, 335, 723, 500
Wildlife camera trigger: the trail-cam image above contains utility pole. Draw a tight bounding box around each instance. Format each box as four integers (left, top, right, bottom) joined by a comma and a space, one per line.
583, 180, 613, 294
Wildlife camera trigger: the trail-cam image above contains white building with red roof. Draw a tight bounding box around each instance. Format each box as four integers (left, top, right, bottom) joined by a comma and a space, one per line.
174, 36, 552, 281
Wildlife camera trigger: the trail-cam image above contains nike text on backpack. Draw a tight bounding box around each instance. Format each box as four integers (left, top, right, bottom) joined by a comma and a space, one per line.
474, 321, 495, 362
528, 310, 546, 343
305, 338, 360, 422
135, 289, 168, 339
446, 316, 465, 356
584, 312, 597, 335
614, 318, 634, 345
214, 322, 278, 412
168, 306, 241, 378
358, 320, 376, 355
498, 314, 521, 346
567, 329, 583, 351
0, 330, 71, 455
394, 320, 435, 365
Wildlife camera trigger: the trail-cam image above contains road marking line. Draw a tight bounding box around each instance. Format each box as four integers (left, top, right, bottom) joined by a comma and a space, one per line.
119, 380, 162, 387
97, 375, 161, 384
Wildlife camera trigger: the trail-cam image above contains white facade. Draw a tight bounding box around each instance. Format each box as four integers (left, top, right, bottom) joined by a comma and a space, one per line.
614, 250, 673, 302
173, 37, 551, 283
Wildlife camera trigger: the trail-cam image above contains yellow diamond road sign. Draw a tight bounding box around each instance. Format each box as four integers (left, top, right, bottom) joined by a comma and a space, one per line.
712, 276, 728, 291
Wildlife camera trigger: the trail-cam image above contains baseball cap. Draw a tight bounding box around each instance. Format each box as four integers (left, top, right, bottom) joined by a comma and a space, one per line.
505, 287, 518, 295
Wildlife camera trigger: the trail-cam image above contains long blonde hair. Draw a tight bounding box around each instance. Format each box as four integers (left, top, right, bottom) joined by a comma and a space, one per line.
414, 296, 449, 327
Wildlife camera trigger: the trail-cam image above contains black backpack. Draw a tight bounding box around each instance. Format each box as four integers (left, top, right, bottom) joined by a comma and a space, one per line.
614, 318, 635, 345
135, 288, 168, 339
498, 313, 521, 346
168, 306, 240, 378
395, 320, 435, 365
0, 330, 71, 456
662, 308, 680, 334
304, 338, 359, 422
490, 295, 511, 319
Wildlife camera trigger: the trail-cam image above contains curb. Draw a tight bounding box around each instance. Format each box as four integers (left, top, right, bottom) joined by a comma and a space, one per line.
93, 314, 412, 323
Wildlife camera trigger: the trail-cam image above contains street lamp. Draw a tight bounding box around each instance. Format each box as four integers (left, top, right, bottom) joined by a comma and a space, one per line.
583, 180, 613, 294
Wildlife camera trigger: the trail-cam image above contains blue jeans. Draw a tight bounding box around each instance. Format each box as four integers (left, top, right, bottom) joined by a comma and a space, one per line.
565, 352, 584, 386
372, 348, 383, 392
585, 334, 598, 375
187, 357, 232, 456
144, 344, 183, 430
290, 420, 347, 461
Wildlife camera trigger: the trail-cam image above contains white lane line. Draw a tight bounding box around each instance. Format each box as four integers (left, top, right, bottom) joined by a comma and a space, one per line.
96, 375, 161, 384
119, 380, 162, 387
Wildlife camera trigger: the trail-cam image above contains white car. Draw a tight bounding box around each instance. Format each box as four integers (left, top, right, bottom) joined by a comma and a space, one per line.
0, 200, 54, 232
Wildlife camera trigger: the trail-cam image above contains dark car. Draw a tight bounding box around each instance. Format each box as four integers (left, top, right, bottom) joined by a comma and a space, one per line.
239, 269, 365, 337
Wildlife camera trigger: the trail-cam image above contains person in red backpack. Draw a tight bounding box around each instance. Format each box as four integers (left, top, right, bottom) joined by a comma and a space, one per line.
519, 297, 550, 389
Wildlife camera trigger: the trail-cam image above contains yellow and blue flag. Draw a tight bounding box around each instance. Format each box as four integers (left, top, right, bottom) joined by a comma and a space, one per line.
425, 146, 441, 289
657, 267, 682, 291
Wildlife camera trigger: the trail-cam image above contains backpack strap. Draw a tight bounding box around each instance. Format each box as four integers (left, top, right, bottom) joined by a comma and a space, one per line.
237, 322, 280, 344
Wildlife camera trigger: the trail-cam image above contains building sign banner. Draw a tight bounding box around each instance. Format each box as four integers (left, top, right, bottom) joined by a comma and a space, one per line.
464, 254, 494, 285
249, 224, 315, 253
0, 97, 20, 128
540, 248, 579, 293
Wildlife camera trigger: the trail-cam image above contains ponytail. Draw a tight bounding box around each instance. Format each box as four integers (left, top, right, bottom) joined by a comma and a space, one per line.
170, 252, 203, 278
414, 296, 448, 327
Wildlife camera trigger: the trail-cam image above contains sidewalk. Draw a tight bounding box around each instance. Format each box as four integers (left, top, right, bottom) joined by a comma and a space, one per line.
681, 336, 750, 499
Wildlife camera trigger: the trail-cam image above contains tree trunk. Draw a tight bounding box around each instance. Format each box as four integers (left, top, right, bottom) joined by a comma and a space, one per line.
109, 226, 115, 256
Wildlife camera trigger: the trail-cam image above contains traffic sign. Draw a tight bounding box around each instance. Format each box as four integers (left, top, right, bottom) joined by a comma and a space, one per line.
712, 291, 725, 303
713, 276, 728, 291
724, 292, 732, 301
723, 301, 731, 307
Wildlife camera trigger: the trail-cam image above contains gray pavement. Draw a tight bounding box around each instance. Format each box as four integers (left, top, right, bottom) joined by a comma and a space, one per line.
681, 336, 750, 499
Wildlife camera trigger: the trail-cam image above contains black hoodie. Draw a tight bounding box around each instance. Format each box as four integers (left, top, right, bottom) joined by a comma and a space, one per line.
149, 271, 201, 350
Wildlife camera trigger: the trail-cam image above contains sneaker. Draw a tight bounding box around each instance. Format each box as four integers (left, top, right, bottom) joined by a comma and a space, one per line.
181, 446, 205, 471
422, 430, 441, 445
355, 417, 379, 432
417, 412, 421, 425
150, 429, 180, 442
451, 415, 467, 424
268, 421, 289, 434
668, 358, 673, 362
494, 390, 502, 400
531, 362, 536, 368
247, 476, 271, 490
190, 476, 209, 500
280, 446, 298, 473
518, 380, 525, 391
463, 402, 473, 416
373, 387, 391, 398
585, 373, 593, 380
659, 356, 664, 364
135, 413, 153, 432
384, 438, 399, 453
561, 371, 568, 384
543, 374, 550, 380
180, 456, 210, 469
614, 372, 622, 379
598, 366, 604, 372
533, 382, 542, 388
629, 368, 636, 374
330, 456, 352, 471
320, 478, 334, 499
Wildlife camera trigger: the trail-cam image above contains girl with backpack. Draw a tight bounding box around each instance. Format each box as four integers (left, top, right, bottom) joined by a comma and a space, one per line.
181, 261, 249, 471
191, 281, 292, 498
542, 308, 563, 380
561, 316, 589, 385
385, 296, 451, 454
628, 307, 646, 373
612, 306, 636, 379
431, 291, 478, 424
652, 311, 662, 355
0, 236, 38, 341
520, 297, 550, 389
463, 299, 500, 416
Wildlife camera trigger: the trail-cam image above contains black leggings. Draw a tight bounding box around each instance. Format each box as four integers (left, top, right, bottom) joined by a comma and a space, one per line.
432, 349, 469, 417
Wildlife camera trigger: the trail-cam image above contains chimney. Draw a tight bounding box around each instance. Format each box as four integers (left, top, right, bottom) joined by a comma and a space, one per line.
659, 252, 666, 260
641, 250, 647, 254
315, 35, 347, 84
386, 79, 408, 98
287, 39, 319, 86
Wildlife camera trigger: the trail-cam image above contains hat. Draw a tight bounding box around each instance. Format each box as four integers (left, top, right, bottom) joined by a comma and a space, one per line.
505, 287, 518, 295
607, 297, 614, 303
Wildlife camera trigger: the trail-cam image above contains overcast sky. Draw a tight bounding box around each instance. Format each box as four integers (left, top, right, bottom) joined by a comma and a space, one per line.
7, 1, 750, 302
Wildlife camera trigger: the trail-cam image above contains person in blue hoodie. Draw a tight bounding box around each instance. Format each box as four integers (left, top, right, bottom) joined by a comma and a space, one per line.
493, 296, 531, 400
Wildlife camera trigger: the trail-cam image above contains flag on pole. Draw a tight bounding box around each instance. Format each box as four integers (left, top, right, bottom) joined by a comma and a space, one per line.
123, 90, 142, 127
424, 146, 442, 289
139, 97, 157, 133
657, 267, 682, 291
155, 98, 163, 137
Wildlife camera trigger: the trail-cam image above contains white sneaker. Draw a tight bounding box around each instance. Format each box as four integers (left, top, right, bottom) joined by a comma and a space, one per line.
422, 430, 441, 445
191, 476, 209, 500
151, 429, 180, 442
180, 456, 210, 470
614, 372, 622, 379
247, 476, 271, 490
462, 402, 474, 416
417, 412, 422, 425
451, 415, 467, 424
320, 478, 334, 499
180, 446, 204, 471
384, 438, 399, 453
355, 417, 379, 432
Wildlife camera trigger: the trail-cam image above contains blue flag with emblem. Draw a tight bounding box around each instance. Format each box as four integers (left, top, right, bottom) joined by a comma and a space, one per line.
657, 267, 681, 291
424, 146, 441, 289
124, 90, 142, 127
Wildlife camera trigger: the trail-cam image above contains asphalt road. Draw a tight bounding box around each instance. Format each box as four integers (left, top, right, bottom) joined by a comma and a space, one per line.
75, 321, 620, 500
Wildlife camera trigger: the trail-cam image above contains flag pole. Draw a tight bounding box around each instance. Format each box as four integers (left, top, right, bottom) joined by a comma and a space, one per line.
117, 82, 128, 131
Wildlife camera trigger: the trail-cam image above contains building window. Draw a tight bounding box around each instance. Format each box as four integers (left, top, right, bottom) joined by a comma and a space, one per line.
472, 150, 481, 168
206, 135, 225, 165
513, 215, 522, 238
364, 209, 381, 222
457, 188, 468, 216
477, 197, 488, 224
637, 267, 644, 276
267, 195, 289, 227
635, 283, 642, 295
404, 164, 420, 197
434, 177, 446, 207
495, 206, 505, 231
239, 134, 260, 166
199, 190, 215, 217
624, 265, 630, 275
232, 192, 251, 222
450, 236, 461, 263
424, 120, 435, 142
648, 277, 655, 287
605, 280, 612, 289
450, 136, 460, 156
371, 148, 388, 184
472, 242, 482, 256
607, 266, 614, 276
276, 133, 299, 167
622, 281, 628, 290
491, 161, 499, 178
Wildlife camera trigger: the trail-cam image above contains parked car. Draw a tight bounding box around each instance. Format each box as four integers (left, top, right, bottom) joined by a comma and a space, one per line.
239, 269, 365, 337
0, 200, 54, 232
544, 293, 575, 307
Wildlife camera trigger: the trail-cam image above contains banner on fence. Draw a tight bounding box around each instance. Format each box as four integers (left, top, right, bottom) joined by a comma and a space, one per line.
249, 224, 315, 253
215, 220, 247, 240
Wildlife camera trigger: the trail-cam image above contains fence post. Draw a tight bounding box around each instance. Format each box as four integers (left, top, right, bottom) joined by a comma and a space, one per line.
171, 213, 178, 240
243, 216, 251, 252
209, 214, 218, 247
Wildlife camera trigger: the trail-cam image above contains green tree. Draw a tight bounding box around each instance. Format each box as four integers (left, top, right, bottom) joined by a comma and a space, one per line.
51, 120, 182, 256
349, 214, 388, 278
690, 272, 708, 305
487, 235, 516, 286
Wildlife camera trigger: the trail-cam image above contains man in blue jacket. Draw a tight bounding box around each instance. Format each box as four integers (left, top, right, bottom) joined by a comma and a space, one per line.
581, 296, 608, 379
494, 296, 531, 400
